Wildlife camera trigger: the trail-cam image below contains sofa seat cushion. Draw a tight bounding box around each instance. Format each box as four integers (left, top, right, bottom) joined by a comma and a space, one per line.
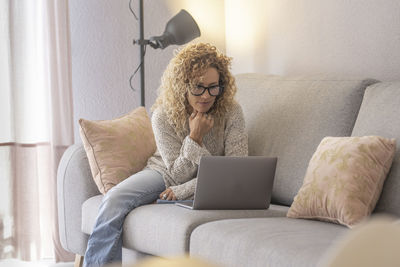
81, 195, 289, 256
190, 217, 348, 267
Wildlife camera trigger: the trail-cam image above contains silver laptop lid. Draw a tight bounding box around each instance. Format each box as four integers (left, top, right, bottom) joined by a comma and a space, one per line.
192, 156, 277, 210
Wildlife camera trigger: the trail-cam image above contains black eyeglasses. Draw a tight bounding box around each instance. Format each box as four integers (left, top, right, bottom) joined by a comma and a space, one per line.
189, 84, 224, 96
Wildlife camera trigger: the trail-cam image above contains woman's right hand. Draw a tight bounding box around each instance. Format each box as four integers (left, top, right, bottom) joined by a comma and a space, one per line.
189, 111, 214, 145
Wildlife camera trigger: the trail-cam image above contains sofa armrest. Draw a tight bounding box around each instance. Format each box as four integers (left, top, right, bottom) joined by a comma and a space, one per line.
57, 143, 100, 256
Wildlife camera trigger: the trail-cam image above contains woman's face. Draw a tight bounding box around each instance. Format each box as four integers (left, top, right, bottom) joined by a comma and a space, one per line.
187, 67, 219, 113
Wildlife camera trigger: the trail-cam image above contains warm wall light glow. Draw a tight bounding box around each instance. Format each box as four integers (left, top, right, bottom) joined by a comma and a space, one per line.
165, 0, 269, 74
225, 0, 268, 73
165, 0, 226, 52
225, 0, 255, 51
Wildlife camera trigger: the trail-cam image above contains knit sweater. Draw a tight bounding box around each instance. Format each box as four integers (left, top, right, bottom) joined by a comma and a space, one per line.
146, 102, 248, 200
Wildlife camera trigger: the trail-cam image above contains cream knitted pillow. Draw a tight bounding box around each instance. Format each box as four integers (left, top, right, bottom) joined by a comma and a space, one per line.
287, 136, 396, 227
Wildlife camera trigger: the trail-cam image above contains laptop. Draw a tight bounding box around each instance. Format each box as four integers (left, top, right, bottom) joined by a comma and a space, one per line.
176, 156, 277, 210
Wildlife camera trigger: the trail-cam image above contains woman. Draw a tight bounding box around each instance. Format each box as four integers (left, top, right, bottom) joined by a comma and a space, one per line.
83, 43, 248, 267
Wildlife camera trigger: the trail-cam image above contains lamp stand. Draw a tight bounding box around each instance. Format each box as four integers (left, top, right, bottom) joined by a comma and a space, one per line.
139, 0, 145, 106
132, 2, 200, 106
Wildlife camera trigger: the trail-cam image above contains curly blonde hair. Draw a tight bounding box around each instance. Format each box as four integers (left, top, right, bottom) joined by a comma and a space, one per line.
152, 43, 237, 138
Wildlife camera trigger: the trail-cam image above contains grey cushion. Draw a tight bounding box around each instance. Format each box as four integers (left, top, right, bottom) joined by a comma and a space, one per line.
81, 195, 289, 256
122, 247, 152, 264
235, 74, 377, 206
190, 217, 348, 267
81, 195, 103, 234
351, 82, 400, 217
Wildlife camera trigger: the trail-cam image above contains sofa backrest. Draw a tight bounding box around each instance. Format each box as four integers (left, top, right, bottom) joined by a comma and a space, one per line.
235, 73, 377, 206
351, 82, 400, 217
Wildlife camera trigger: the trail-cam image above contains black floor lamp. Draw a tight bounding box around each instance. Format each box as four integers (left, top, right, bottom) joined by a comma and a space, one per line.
132, 0, 201, 106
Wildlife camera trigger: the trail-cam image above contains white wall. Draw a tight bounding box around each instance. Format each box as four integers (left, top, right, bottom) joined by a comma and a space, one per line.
70, 0, 400, 142
225, 0, 400, 80
69, 0, 225, 142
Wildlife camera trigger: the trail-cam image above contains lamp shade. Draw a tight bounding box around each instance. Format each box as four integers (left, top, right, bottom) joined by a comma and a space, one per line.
150, 9, 201, 49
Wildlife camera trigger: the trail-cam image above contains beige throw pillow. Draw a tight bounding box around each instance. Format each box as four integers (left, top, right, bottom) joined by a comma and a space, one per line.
287, 136, 396, 227
79, 107, 156, 194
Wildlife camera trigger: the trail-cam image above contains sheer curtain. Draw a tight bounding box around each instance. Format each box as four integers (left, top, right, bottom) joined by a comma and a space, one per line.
0, 0, 74, 262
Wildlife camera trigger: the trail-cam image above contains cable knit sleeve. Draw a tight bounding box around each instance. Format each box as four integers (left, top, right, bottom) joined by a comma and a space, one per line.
224, 102, 249, 156
169, 178, 197, 200
151, 109, 211, 185
170, 103, 249, 200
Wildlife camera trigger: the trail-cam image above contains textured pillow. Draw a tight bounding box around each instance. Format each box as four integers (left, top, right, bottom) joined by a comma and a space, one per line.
287, 136, 396, 227
79, 107, 156, 194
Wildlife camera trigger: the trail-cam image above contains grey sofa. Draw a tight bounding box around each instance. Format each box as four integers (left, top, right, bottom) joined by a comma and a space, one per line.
58, 73, 400, 267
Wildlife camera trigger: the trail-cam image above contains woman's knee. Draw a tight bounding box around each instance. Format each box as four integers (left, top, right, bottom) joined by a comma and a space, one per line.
100, 170, 165, 209
101, 187, 127, 210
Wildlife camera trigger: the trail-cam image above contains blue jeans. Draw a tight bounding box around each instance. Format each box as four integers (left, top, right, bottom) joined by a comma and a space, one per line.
83, 169, 165, 267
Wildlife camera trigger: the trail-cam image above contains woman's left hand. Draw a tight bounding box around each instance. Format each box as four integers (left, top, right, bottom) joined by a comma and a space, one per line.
160, 188, 177, 201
